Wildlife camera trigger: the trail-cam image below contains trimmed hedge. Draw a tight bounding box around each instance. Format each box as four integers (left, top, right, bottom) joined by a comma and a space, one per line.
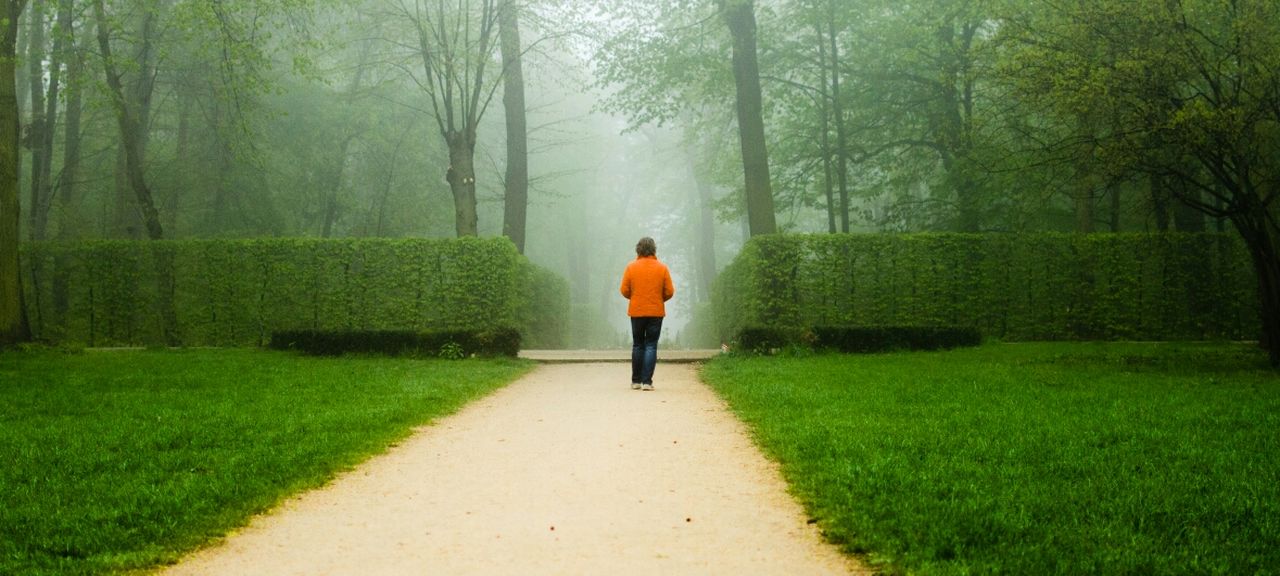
269, 328, 522, 357
713, 233, 1258, 342
736, 325, 982, 354
20, 237, 568, 348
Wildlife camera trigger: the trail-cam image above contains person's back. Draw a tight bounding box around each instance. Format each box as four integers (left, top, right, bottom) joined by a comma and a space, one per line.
621, 257, 674, 318
619, 237, 674, 391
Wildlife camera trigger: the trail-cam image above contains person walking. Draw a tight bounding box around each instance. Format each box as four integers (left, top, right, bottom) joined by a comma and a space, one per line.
619, 237, 675, 391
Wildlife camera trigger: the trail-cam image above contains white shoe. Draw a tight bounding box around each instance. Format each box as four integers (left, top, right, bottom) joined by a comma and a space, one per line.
631, 383, 641, 390
641, 383, 654, 391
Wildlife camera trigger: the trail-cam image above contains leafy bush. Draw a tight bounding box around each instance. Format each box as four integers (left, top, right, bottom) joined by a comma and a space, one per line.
269, 327, 521, 357
711, 233, 1258, 342
21, 237, 566, 349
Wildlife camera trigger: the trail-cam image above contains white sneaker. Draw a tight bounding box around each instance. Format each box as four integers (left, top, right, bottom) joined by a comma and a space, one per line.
631, 383, 641, 390
641, 383, 654, 391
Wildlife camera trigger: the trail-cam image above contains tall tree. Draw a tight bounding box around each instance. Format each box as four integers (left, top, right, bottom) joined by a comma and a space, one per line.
1007, 0, 1280, 366
94, 0, 164, 240
499, 0, 528, 252
719, 0, 776, 236
400, 0, 504, 237
0, 0, 29, 347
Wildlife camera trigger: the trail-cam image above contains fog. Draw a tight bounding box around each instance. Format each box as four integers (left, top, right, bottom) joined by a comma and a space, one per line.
7, 0, 1278, 352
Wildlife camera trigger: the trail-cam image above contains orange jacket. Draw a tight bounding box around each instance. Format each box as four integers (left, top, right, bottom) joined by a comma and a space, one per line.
620, 256, 675, 317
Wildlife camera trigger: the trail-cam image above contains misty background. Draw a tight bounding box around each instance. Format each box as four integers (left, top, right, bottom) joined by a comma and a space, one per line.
7, 0, 1275, 349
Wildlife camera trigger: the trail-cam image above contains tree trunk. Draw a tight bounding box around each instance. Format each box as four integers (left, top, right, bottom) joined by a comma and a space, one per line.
53, 7, 83, 323
1150, 172, 1171, 232
168, 85, 190, 234
1, 0, 30, 347
499, 0, 528, 253
446, 133, 479, 237
828, 1, 850, 233
94, 0, 163, 241
1233, 210, 1280, 367
25, 0, 46, 241
815, 20, 835, 234
94, 0, 178, 346
721, 0, 776, 237
1109, 183, 1121, 232
694, 169, 718, 303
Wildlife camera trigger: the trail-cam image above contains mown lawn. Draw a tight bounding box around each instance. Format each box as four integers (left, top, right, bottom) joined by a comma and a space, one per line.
0, 348, 532, 576
702, 342, 1280, 575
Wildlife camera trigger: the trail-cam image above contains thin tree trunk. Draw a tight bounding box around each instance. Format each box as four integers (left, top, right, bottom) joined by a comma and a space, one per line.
94, 0, 177, 346
1109, 183, 1121, 232
38, 0, 70, 241
53, 7, 83, 322
94, 0, 163, 241
828, 0, 849, 233
25, 0, 45, 241
694, 169, 718, 303
499, 0, 528, 253
1, 0, 30, 347
169, 86, 190, 235
1149, 173, 1172, 231
322, 38, 373, 238
721, 0, 776, 237
1074, 176, 1094, 233
814, 20, 835, 234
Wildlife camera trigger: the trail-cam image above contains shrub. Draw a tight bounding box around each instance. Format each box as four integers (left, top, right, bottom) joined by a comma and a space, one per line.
268, 328, 521, 358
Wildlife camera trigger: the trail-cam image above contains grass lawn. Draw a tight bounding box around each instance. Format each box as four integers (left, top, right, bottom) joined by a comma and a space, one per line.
0, 348, 533, 576
702, 342, 1280, 575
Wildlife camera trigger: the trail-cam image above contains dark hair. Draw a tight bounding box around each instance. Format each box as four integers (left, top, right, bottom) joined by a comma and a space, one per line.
636, 237, 657, 257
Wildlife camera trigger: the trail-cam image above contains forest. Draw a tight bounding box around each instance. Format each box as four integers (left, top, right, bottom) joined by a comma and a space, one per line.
0, 0, 1276, 362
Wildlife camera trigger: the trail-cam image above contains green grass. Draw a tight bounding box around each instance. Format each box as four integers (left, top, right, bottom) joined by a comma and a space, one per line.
702, 342, 1280, 575
0, 348, 532, 575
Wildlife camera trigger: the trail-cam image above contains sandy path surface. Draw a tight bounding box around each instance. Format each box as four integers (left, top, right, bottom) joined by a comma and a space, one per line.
161, 363, 866, 575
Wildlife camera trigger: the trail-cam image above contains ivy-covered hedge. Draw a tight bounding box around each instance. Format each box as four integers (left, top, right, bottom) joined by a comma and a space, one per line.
20, 237, 569, 348
713, 233, 1258, 343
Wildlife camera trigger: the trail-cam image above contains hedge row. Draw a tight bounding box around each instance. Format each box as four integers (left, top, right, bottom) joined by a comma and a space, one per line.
736, 325, 983, 354
269, 328, 522, 358
20, 237, 569, 348
712, 233, 1259, 342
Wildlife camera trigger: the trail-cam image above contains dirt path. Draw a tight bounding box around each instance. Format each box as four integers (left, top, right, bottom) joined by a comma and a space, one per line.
160, 363, 867, 575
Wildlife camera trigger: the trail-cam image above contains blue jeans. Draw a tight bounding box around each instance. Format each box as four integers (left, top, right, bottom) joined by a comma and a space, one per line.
630, 317, 663, 384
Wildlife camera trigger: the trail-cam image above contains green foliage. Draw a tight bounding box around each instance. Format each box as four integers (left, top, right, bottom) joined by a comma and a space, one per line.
702, 342, 1280, 574
268, 328, 522, 358
712, 233, 1258, 342
0, 348, 532, 575
21, 237, 567, 349
518, 263, 570, 349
